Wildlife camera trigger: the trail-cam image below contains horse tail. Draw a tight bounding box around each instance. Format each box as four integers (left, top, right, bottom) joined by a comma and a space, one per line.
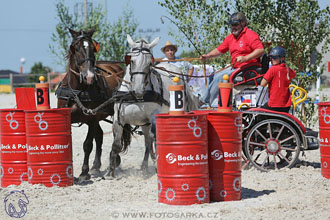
120, 124, 132, 153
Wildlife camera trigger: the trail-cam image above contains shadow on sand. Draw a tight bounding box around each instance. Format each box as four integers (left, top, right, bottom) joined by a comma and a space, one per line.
241, 187, 275, 199
294, 160, 321, 169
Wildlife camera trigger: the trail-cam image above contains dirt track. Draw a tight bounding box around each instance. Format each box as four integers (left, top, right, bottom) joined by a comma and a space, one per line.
0, 92, 329, 220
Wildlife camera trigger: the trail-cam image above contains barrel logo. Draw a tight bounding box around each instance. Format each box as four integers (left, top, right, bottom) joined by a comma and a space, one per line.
321, 107, 330, 124
34, 112, 48, 131
187, 117, 202, 138
166, 153, 177, 164
211, 150, 223, 160
6, 112, 19, 130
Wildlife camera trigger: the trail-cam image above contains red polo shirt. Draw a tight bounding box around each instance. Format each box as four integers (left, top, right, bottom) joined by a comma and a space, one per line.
263, 63, 296, 107
217, 27, 264, 68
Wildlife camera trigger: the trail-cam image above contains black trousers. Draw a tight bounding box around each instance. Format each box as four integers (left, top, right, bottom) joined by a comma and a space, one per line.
261, 102, 291, 113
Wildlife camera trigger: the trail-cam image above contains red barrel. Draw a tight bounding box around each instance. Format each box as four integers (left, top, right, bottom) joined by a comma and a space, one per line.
156, 113, 209, 205
318, 102, 330, 179
207, 111, 242, 201
0, 109, 28, 187
25, 108, 73, 187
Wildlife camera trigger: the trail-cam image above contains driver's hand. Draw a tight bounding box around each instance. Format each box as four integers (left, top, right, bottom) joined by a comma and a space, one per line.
236, 56, 247, 63
200, 54, 208, 62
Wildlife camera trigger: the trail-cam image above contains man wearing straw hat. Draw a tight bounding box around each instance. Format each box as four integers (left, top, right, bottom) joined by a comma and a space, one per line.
161, 40, 194, 82
200, 12, 264, 107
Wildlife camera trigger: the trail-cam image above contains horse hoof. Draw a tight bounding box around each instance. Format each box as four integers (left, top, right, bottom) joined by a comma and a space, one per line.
78, 173, 91, 182
141, 164, 148, 174
89, 169, 101, 177
142, 169, 149, 177
104, 169, 115, 178
116, 155, 121, 167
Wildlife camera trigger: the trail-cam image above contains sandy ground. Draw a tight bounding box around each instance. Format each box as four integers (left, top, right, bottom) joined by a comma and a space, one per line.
0, 92, 329, 220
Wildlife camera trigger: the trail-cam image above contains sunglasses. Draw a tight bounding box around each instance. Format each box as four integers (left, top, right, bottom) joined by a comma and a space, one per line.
231, 23, 240, 27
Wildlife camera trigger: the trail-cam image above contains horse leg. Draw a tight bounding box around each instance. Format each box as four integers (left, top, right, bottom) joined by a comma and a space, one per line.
141, 125, 152, 174
150, 116, 157, 162
90, 122, 103, 176
105, 121, 123, 178
79, 124, 95, 181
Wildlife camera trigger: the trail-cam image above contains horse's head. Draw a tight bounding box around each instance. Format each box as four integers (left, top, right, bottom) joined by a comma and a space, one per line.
68, 26, 99, 85
125, 34, 160, 99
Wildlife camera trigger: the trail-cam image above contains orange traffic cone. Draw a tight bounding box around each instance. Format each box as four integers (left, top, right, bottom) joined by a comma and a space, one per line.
217, 74, 233, 112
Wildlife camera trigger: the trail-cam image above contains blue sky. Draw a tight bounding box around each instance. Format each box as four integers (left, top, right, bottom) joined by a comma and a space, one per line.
0, 0, 329, 73
0, 0, 174, 73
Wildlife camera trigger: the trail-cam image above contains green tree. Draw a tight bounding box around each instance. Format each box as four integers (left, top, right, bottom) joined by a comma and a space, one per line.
49, 0, 138, 69
179, 50, 200, 59
158, 0, 233, 66
235, 0, 330, 126
159, 0, 330, 125
235, 0, 330, 88
159, 0, 330, 79
28, 62, 51, 83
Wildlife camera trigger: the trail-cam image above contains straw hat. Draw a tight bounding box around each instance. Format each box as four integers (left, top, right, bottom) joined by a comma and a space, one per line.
161, 40, 178, 53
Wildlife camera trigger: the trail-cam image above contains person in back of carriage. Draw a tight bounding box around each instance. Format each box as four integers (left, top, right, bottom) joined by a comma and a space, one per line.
161, 40, 194, 82
200, 12, 264, 107
260, 46, 296, 113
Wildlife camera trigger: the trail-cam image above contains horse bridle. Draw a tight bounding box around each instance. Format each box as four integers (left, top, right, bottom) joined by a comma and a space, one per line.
125, 47, 155, 93
71, 33, 96, 70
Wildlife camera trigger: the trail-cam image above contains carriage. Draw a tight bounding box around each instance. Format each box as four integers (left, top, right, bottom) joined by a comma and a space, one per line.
227, 59, 319, 171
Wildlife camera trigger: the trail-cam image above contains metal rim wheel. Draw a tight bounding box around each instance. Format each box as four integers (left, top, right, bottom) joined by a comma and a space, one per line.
244, 119, 301, 171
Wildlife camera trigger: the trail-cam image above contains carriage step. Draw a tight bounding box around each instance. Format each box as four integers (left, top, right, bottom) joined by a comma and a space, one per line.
304, 135, 319, 150
305, 128, 318, 138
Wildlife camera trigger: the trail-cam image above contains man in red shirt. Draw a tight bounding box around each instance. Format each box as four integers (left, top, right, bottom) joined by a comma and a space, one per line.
260, 46, 296, 113
200, 12, 264, 107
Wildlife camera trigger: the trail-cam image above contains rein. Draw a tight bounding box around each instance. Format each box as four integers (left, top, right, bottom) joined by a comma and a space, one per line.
95, 65, 130, 85
154, 57, 202, 63
152, 63, 234, 79
69, 68, 80, 76
65, 62, 233, 115
68, 72, 104, 115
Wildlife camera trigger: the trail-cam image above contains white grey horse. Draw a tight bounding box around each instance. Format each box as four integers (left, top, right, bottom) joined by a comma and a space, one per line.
105, 35, 199, 177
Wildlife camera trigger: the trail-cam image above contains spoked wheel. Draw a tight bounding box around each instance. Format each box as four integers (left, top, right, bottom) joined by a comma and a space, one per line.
244, 119, 301, 171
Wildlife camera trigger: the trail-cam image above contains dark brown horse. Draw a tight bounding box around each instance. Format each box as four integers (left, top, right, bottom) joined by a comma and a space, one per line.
56, 27, 124, 181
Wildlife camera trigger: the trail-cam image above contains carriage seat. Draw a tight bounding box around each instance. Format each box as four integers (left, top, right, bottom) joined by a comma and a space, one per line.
230, 54, 269, 87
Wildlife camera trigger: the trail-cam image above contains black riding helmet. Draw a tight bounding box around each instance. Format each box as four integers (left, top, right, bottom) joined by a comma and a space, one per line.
229, 12, 247, 25
269, 46, 286, 59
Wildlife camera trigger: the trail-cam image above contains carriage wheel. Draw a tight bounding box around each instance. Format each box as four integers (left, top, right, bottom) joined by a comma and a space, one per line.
244, 119, 301, 171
